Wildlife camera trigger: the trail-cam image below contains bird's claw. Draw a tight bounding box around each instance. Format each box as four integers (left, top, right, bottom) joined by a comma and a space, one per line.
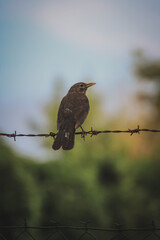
80, 126, 87, 140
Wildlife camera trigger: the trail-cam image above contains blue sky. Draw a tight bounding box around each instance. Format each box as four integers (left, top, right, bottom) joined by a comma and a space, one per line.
0, 0, 160, 158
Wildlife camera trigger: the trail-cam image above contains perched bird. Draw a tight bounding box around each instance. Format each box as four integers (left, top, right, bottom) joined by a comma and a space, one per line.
52, 82, 96, 150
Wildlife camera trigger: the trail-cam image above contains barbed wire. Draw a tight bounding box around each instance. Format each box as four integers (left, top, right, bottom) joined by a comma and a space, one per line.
1, 220, 160, 240
0, 125, 160, 141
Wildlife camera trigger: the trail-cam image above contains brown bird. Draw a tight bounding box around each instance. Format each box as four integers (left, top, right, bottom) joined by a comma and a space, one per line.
52, 82, 96, 150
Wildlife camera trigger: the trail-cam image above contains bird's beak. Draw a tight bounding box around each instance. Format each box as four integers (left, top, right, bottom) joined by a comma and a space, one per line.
86, 83, 96, 88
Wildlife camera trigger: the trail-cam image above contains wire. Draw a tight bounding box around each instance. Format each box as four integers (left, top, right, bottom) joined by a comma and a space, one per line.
0, 125, 160, 141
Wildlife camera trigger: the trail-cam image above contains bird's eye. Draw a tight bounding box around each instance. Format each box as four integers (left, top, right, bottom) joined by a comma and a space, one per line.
80, 84, 84, 87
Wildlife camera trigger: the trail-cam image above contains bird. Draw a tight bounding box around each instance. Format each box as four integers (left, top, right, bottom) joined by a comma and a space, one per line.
52, 82, 96, 150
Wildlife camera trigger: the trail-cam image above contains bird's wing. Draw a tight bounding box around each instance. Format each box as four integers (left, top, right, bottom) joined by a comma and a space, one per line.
57, 95, 76, 129
74, 96, 89, 128
57, 93, 89, 130
74, 105, 89, 128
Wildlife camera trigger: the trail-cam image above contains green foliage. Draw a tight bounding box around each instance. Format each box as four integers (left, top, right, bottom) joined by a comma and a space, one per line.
1, 138, 160, 229
133, 50, 160, 123
0, 140, 42, 226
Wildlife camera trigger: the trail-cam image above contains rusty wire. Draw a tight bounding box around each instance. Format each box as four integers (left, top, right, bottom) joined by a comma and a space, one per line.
0, 125, 160, 141
1, 221, 160, 240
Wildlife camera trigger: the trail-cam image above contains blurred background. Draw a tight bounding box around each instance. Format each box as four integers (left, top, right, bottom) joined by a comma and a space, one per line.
0, 0, 160, 238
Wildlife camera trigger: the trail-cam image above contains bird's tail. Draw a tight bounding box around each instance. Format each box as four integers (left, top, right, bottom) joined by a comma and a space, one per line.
52, 120, 75, 150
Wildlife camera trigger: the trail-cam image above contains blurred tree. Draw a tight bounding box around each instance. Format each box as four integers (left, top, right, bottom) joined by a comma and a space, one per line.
119, 155, 160, 226
0, 139, 42, 239
133, 50, 160, 124
98, 161, 121, 187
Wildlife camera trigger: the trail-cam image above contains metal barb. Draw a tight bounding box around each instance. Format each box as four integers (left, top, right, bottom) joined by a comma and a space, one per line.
137, 125, 140, 134
128, 128, 134, 136
114, 223, 123, 230
81, 221, 90, 232
128, 125, 140, 136
90, 127, 99, 137
49, 132, 57, 139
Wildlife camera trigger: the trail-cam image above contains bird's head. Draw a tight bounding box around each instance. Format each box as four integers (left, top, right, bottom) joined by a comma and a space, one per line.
68, 82, 96, 94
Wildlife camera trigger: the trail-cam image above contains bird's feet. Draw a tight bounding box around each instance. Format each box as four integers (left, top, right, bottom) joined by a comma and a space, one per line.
80, 126, 87, 140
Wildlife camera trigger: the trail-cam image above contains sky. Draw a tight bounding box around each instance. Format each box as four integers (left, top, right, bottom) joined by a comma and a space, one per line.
0, 0, 160, 159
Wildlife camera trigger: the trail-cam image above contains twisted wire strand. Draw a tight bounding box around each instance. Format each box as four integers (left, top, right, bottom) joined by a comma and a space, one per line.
0, 125, 160, 141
